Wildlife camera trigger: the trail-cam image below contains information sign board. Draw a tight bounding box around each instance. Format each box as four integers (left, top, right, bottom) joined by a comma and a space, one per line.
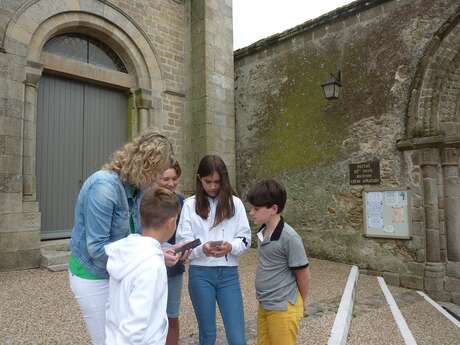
363, 189, 410, 239
350, 161, 380, 185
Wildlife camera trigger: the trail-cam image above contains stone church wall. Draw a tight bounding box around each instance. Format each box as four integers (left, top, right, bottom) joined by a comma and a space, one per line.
234, 0, 460, 301
0, 0, 235, 270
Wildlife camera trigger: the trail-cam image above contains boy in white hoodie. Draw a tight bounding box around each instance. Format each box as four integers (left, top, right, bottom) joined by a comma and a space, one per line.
105, 187, 180, 345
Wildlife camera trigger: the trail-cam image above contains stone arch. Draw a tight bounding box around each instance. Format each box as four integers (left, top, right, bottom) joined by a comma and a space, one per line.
28, 14, 151, 88
3, 0, 163, 93
3, 0, 167, 203
400, 9, 460, 300
406, 8, 460, 139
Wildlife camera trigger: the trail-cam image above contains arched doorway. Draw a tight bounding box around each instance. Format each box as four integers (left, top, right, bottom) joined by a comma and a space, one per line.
397, 9, 460, 300
0, 0, 165, 269
37, 34, 129, 239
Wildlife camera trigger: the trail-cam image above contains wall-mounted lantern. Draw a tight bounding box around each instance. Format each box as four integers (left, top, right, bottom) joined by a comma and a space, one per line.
321, 70, 342, 100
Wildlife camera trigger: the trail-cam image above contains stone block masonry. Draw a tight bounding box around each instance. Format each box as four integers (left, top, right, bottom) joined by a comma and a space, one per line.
0, 0, 236, 270
234, 0, 460, 302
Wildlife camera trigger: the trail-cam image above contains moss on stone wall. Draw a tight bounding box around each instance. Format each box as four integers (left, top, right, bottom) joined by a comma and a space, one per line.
249, 48, 349, 178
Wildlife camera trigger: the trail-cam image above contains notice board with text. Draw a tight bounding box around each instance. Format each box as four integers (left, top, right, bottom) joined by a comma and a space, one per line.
363, 189, 411, 239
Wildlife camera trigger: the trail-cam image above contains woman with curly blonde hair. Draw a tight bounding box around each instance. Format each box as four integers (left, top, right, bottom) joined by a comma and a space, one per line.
69, 131, 179, 345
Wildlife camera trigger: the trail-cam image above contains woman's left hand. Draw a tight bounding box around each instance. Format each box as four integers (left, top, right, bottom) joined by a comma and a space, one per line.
163, 248, 180, 267
212, 241, 232, 258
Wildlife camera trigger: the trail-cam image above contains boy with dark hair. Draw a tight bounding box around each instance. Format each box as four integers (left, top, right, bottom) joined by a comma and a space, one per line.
104, 187, 180, 345
247, 179, 311, 345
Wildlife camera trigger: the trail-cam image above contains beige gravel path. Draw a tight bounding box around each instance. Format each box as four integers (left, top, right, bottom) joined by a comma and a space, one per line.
390, 286, 460, 345
1, 249, 350, 345
348, 274, 405, 345
1, 249, 459, 344
348, 275, 460, 345
180, 250, 352, 344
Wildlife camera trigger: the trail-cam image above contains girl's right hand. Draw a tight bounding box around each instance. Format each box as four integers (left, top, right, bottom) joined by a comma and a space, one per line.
202, 242, 215, 257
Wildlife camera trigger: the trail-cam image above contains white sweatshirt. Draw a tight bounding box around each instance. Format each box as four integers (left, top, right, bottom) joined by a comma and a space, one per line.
105, 234, 168, 345
176, 195, 251, 266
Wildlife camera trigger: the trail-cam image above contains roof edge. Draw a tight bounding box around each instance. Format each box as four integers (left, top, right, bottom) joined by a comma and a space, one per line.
234, 0, 393, 60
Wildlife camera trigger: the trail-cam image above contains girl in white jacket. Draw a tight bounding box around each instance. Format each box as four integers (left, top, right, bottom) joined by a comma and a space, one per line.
177, 155, 251, 345
104, 188, 180, 345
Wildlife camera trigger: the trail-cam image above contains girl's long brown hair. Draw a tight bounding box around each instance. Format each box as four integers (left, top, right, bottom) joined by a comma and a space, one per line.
195, 155, 235, 226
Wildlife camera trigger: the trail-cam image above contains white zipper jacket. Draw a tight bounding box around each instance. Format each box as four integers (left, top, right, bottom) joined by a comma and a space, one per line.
176, 195, 251, 266
105, 234, 168, 345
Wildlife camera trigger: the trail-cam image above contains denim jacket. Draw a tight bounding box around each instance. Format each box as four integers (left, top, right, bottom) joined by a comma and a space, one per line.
70, 170, 142, 279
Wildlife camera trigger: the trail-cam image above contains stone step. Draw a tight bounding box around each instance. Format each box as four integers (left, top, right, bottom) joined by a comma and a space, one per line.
40, 239, 71, 271
41, 239, 70, 251
40, 249, 70, 268
46, 263, 68, 272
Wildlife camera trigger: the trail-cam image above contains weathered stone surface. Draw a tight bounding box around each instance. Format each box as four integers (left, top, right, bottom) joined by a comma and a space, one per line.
0, 212, 40, 232
234, 0, 459, 298
424, 276, 444, 292
368, 256, 405, 273
15, 248, 40, 269
0, 97, 23, 119
415, 249, 425, 263
0, 155, 21, 174
0, 115, 21, 137
186, 0, 236, 190
452, 293, 460, 305
444, 277, 460, 293
22, 201, 39, 213
0, 53, 26, 82
383, 272, 400, 286
407, 262, 425, 276
362, 270, 382, 277
0, 135, 5, 155
446, 261, 460, 279
0, 251, 18, 270
400, 274, 424, 290
40, 249, 69, 267
426, 290, 452, 302
0, 230, 40, 251
411, 221, 424, 236
0, 192, 21, 213
0, 174, 21, 193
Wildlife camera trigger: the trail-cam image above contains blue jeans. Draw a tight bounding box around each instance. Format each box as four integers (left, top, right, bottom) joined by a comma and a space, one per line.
188, 265, 246, 345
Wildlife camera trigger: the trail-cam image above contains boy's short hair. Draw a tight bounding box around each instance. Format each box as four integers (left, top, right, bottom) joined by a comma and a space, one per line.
247, 179, 287, 214
140, 187, 180, 229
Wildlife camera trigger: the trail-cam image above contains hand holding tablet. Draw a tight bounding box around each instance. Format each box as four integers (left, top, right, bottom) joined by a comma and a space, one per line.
174, 238, 202, 254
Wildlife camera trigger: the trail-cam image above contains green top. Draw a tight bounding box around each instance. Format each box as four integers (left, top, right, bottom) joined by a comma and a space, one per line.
127, 186, 139, 234
68, 255, 102, 280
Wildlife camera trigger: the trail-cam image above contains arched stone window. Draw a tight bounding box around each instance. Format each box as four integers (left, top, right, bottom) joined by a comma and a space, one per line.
43, 34, 128, 73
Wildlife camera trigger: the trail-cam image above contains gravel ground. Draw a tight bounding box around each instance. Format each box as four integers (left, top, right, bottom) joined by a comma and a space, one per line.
348, 275, 405, 345
348, 274, 460, 345
392, 287, 460, 345
1, 249, 459, 345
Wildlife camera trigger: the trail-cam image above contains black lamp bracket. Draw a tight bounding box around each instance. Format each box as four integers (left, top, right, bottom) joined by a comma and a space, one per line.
331, 70, 341, 85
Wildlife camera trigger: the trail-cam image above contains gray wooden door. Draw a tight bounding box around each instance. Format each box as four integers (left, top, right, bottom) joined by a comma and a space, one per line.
37, 74, 127, 239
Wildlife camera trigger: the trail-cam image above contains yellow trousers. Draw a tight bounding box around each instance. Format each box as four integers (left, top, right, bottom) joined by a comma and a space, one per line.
257, 295, 304, 345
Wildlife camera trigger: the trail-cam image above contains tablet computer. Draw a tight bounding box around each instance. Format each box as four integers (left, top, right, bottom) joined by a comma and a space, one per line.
174, 238, 201, 254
